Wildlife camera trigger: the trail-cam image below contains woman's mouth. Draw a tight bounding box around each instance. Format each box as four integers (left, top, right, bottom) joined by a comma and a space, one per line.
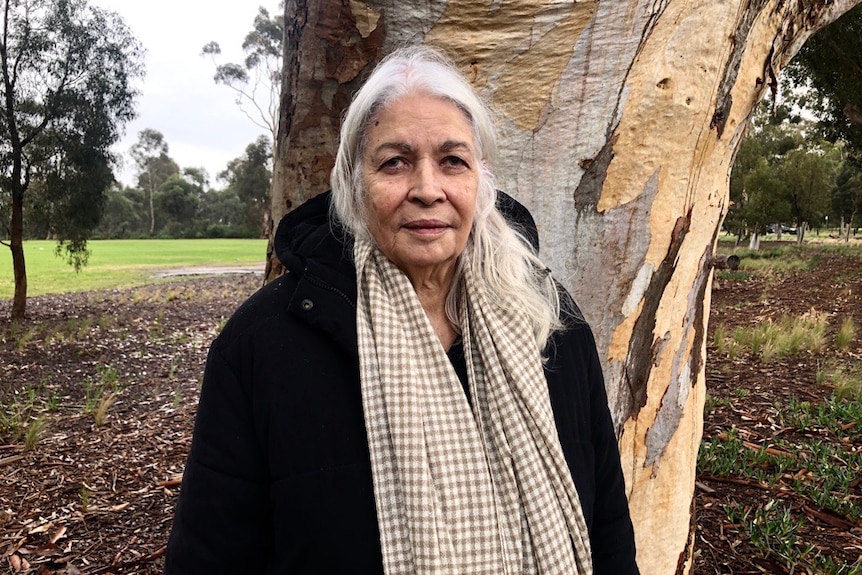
403, 220, 449, 234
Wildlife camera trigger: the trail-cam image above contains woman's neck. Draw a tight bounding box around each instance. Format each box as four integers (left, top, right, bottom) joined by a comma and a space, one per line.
414, 282, 458, 350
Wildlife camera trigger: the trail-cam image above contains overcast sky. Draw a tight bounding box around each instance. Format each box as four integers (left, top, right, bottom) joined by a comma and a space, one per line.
91, 0, 276, 187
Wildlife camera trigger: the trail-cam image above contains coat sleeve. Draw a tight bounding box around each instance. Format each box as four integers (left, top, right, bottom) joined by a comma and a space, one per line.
582, 326, 640, 575
163, 340, 272, 574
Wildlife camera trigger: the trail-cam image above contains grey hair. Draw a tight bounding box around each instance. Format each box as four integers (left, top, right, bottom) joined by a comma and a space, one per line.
330, 45, 563, 350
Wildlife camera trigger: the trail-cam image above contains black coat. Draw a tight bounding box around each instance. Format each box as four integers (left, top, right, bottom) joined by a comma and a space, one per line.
164, 192, 639, 575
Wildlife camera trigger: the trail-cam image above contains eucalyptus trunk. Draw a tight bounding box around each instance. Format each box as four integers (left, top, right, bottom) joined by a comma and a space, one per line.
10, 187, 26, 320
270, 1, 861, 572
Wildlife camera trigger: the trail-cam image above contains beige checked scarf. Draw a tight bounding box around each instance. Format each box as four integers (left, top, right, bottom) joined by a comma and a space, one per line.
354, 237, 593, 575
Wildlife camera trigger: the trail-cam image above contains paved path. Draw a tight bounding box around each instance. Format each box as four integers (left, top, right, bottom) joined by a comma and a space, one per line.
153, 264, 265, 278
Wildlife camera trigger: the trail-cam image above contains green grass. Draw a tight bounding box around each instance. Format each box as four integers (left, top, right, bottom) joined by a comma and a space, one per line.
0, 239, 267, 299
700, 387, 862, 573
713, 313, 828, 362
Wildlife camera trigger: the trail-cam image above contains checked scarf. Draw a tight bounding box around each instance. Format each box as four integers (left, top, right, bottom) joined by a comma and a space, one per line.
354, 237, 593, 575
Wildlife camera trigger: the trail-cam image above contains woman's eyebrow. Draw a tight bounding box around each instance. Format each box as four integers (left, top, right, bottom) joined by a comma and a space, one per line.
439, 140, 472, 153
371, 141, 412, 156
370, 140, 472, 157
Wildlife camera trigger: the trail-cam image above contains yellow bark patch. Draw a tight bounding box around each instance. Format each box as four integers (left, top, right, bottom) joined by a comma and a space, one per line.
349, 0, 382, 38
427, 1, 596, 130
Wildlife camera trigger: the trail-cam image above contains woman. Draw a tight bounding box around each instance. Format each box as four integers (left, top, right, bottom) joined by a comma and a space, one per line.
164, 46, 638, 575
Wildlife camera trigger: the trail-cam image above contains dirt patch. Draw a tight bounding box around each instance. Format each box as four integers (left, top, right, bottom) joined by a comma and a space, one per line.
1, 275, 261, 574
694, 248, 862, 574
1, 247, 860, 574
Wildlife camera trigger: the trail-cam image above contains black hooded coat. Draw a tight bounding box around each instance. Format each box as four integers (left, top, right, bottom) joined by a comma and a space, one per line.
164, 191, 639, 575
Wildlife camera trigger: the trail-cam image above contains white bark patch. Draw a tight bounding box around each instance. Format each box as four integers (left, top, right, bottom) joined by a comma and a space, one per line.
568, 169, 660, 423
622, 264, 655, 317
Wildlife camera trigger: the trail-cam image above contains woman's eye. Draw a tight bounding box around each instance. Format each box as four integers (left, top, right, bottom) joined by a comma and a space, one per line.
380, 157, 405, 171
443, 156, 468, 169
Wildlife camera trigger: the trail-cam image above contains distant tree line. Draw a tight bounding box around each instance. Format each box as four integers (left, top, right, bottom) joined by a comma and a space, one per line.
727, 3, 862, 249
725, 102, 861, 248
19, 129, 272, 241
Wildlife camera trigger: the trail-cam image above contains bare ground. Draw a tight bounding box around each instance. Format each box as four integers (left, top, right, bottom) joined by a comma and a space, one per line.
0, 246, 860, 574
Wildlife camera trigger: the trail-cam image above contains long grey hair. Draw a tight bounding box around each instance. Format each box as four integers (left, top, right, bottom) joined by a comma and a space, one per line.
330, 45, 564, 351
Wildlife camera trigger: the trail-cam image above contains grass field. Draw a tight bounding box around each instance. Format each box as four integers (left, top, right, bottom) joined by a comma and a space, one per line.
0, 239, 268, 299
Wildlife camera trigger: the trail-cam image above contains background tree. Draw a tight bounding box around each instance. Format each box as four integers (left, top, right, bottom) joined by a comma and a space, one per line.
727, 106, 800, 245
130, 129, 178, 235
737, 158, 791, 249
93, 183, 146, 239
197, 186, 247, 238
154, 172, 203, 238
784, 4, 862, 152
201, 5, 283, 144
778, 142, 840, 242
270, 1, 861, 573
0, 0, 144, 320
219, 135, 272, 237
832, 159, 862, 239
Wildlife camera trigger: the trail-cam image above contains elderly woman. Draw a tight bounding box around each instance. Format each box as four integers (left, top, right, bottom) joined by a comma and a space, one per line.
164, 47, 638, 575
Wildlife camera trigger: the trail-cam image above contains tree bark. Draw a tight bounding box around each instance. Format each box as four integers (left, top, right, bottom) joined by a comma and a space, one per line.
272, 1, 861, 572
10, 188, 26, 320
265, 0, 386, 280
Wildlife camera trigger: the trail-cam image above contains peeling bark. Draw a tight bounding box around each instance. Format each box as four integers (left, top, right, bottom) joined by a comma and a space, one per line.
266, 0, 386, 282
624, 212, 690, 421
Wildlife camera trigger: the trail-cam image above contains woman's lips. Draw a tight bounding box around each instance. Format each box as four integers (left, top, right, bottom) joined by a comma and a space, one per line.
403, 220, 449, 234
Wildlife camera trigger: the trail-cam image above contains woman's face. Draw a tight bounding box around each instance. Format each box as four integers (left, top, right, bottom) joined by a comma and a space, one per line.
361, 92, 479, 285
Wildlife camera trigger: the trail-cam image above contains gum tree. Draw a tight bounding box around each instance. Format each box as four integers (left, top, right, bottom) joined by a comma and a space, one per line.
269, 1, 862, 573
0, 0, 143, 320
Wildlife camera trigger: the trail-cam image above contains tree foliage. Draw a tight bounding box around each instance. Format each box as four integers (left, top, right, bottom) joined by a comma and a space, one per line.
0, 0, 144, 319
831, 159, 862, 239
130, 129, 177, 235
219, 135, 271, 237
728, 103, 843, 245
784, 3, 862, 151
91, 132, 270, 240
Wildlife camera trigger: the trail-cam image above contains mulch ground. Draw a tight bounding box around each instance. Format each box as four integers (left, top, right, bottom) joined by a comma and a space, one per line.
694, 245, 862, 574
1, 244, 860, 574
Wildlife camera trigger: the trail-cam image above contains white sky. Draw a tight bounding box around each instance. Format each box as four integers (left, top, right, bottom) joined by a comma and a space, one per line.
91, 0, 276, 188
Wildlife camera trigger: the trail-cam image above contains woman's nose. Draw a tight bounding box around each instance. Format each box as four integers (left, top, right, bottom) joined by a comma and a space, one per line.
407, 160, 445, 204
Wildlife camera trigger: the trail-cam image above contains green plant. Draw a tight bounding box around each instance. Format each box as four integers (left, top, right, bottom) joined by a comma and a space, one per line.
817, 364, 862, 402
13, 326, 38, 351
215, 317, 228, 334
723, 502, 861, 574
23, 417, 48, 450
80, 484, 91, 512
836, 317, 856, 349
84, 365, 121, 419
729, 312, 827, 362
704, 394, 731, 412
98, 364, 120, 391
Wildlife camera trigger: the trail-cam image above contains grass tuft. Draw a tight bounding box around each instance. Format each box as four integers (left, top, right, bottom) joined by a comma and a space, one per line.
836, 317, 856, 349
718, 312, 828, 362
93, 392, 117, 427
23, 416, 48, 450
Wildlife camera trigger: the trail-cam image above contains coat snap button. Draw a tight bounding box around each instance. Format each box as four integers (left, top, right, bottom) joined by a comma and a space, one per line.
300, 299, 314, 311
